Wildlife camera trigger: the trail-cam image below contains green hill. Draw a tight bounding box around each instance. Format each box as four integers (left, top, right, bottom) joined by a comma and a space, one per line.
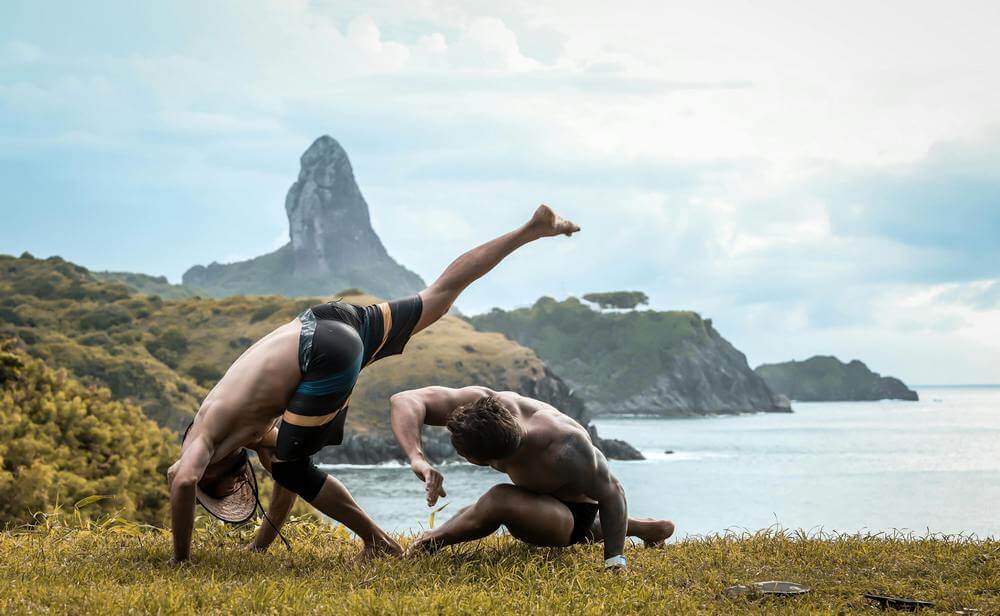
0, 254, 634, 464
0, 342, 175, 526
755, 355, 919, 401
469, 296, 788, 416
91, 271, 194, 299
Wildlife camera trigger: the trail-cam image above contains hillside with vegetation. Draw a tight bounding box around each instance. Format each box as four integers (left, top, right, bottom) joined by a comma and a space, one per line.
469, 296, 789, 417
1, 517, 995, 614
91, 271, 194, 300
0, 342, 175, 526
755, 355, 919, 401
0, 253, 636, 465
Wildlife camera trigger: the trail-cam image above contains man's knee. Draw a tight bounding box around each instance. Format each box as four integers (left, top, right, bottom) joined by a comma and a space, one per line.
473, 484, 519, 518
270, 457, 327, 502
419, 286, 457, 321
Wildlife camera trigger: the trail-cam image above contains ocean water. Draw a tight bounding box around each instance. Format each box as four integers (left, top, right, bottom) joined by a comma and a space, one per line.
321, 387, 1000, 538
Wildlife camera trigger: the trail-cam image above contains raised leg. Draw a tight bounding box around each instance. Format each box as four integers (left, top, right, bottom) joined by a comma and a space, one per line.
413, 205, 579, 334
406, 484, 576, 555
588, 515, 675, 547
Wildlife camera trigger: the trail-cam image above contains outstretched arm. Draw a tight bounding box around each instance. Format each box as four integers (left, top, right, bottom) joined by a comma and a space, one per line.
390, 386, 494, 505
167, 436, 213, 563
413, 205, 579, 335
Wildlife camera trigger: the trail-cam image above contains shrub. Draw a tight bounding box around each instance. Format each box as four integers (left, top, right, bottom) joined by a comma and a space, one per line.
249, 302, 282, 323
79, 305, 133, 331
145, 329, 189, 368
0, 343, 176, 525
188, 363, 222, 386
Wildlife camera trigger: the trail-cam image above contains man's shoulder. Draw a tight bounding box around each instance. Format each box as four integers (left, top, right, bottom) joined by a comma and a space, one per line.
543, 421, 597, 470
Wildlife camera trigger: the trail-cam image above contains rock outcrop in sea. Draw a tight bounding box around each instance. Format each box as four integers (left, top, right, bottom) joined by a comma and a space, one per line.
183, 136, 425, 299
755, 355, 919, 401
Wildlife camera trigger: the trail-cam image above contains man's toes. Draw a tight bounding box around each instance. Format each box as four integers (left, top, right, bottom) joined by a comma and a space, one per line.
559, 219, 580, 235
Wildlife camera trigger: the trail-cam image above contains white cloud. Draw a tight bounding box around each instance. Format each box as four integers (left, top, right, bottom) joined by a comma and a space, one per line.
346, 15, 411, 69
450, 17, 542, 72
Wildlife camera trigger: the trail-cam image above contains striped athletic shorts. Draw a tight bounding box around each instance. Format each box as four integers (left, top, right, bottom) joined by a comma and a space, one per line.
275, 294, 423, 460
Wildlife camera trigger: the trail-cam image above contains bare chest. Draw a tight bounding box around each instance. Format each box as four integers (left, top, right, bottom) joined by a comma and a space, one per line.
505, 462, 568, 496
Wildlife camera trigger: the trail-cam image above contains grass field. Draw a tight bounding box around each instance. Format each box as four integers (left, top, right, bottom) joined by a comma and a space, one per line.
1, 511, 996, 614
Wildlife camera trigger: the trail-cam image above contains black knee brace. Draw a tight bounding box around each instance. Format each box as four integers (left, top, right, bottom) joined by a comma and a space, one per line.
271, 457, 327, 502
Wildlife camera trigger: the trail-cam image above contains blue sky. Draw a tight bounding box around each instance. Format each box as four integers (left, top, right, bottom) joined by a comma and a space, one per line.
2, 0, 999, 383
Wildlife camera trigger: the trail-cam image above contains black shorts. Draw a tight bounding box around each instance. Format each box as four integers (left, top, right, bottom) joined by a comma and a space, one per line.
561, 500, 599, 545
275, 295, 423, 460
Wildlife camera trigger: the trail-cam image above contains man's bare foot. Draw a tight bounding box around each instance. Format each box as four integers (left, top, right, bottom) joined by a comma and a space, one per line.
528, 204, 580, 238
354, 536, 402, 564
639, 520, 675, 548
404, 532, 443, 557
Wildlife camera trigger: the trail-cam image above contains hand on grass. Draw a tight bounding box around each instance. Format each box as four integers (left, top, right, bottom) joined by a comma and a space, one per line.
405, 533, 441, 557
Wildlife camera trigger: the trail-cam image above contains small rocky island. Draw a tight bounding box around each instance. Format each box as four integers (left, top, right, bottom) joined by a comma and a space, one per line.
755, 355, 918, 401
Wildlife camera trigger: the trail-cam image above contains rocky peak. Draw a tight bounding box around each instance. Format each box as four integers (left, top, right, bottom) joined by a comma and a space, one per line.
286, 136, 389, 279
182, 135, 425, 299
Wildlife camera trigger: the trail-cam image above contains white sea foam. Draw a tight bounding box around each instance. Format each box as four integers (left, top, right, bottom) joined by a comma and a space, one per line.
632, 450, 726, 462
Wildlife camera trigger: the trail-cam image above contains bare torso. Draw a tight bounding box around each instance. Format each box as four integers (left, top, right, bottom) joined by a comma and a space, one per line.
488, 392, 597, 503
186, 318, 303, 462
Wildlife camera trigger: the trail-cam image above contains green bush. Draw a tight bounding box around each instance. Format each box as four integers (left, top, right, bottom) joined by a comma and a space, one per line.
188, 363, 222, 386
79, 305, 133, 331
145, 328, 189, 368
0, 342, 176, 525
249, 302, 282, 323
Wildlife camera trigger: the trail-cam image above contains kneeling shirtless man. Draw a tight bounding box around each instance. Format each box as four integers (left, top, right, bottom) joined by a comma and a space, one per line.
390, 386, 675, 571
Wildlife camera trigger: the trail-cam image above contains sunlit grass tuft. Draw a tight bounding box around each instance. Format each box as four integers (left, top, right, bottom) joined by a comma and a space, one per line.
1, 508, 997, 615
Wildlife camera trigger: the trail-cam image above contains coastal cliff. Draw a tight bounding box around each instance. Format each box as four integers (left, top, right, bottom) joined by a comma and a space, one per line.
755, 355, 919, 401
469, 296, 790, 417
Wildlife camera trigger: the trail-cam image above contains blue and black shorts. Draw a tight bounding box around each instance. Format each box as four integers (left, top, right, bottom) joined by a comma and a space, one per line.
275, 294, 423, 460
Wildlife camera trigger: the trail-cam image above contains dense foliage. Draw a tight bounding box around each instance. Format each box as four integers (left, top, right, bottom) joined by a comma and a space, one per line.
0, 342, 176, 525
469, 296, 710, 405
1, 519, 995, 614
755, 355, 918, 401
582, 290, 649, 310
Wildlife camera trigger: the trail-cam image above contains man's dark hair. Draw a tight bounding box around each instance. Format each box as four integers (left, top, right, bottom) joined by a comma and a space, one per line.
447, 395, 523, 460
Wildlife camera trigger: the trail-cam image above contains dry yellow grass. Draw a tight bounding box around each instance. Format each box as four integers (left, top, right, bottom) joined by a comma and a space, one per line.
1, 509, 996, 615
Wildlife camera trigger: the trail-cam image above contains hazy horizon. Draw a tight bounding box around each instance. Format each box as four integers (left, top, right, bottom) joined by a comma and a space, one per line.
2, 1, 999, 385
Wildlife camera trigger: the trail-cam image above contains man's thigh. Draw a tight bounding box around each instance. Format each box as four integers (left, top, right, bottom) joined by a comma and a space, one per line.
489, 485, 576, 547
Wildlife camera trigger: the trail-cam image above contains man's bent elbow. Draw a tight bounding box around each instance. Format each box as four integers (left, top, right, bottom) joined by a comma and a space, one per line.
390, 391, 413, 405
